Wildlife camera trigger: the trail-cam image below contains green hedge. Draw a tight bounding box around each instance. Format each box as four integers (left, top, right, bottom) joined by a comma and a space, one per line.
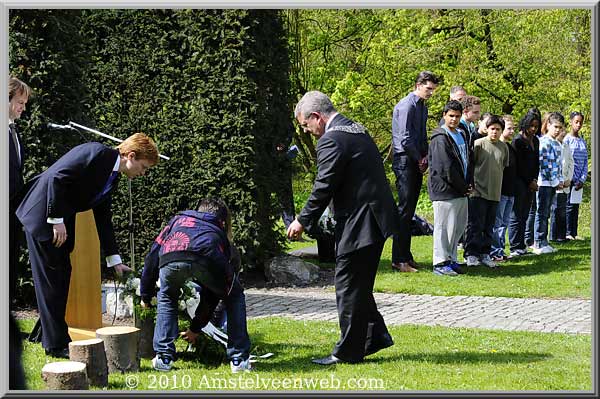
10, 9, 293, 303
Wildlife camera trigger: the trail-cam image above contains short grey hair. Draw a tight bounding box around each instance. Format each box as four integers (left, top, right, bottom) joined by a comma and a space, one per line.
294, 91, 336, 119
449, 85, 466, 96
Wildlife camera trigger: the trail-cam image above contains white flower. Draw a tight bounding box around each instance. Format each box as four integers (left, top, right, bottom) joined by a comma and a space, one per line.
178, 300, 186, 312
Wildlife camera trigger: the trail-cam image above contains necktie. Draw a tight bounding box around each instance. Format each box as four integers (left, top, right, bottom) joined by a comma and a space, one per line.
9, 123, 20, 166
92, 171, 118, 206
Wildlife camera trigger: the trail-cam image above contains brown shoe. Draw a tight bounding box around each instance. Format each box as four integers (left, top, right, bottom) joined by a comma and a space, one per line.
391, 262, 418, 272
408, 259, 419, 269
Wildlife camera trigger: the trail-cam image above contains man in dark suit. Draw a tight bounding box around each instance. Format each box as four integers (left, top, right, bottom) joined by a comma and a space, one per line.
287, 91, 398, 365
8, 76, 31, 390
16, 133, 159, 358
9, 77, 31, 306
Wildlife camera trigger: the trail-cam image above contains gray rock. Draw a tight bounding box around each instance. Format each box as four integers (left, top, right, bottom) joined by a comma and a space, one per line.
287, 245, 319, 259
264, 255, 320, 286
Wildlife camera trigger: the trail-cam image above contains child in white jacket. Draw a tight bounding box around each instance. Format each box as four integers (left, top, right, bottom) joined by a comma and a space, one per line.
550, 127, 574, 242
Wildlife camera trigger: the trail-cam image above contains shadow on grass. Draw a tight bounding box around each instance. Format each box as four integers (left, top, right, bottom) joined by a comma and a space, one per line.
374, 350, 551, 364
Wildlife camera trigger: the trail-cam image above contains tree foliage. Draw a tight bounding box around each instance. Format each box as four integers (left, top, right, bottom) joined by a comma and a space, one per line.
10, 10, 292, 303
286, 9, 592, 169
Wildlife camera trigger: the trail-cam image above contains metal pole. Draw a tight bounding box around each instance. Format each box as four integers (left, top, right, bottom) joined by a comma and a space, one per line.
68, 121, 170, 160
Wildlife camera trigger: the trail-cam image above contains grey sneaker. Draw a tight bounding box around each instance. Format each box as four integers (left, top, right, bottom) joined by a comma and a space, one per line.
480, 254, 498, 268
230, 357, 252, 373
152, 355, 173, 371
466, 255, 481, 266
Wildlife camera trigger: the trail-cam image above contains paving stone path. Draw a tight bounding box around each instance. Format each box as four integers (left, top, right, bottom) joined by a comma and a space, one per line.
245, 288, 591, 334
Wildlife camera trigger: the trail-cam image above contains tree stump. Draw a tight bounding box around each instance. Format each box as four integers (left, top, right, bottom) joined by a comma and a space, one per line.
41, 361, 89, 390
68, 338, 108, 387
95, 326, 140, 373
135, 316, 155, 359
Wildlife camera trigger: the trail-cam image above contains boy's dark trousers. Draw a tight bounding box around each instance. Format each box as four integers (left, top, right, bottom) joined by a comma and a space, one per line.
465, 196, 499, 258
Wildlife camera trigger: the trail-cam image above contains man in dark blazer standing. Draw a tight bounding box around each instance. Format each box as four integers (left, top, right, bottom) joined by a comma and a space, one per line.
17, 133, 159, 358
287, 91, 399, 365
9, 77, 31, 307
9, 76, 31, 390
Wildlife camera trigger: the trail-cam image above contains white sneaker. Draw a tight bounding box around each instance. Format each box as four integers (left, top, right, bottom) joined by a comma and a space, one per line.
152, 355, 173, 371
541, 245, 556, 253
466, 255, 481, 266
230, 357, 252, 373
480, 254, 498, 268
532, 245, 554, 255
566, 235, 575, 241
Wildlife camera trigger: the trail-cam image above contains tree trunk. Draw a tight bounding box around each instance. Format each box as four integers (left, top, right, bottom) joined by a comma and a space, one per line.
68, 338, 108, 387
95, 326, 140, 373
41, 361, 89, 390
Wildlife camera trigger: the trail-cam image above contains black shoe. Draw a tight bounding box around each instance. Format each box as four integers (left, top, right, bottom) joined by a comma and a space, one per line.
449, 261, 466, 274
365, 335, 394, 356
312, 355, 345, 365
45, 347, 69, 359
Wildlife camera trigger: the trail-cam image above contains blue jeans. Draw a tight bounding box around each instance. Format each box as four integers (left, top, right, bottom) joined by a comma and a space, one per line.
524, 194, 537, 247
508, 180, 534, 251
534, 186, 556, 247
491, 195, 514, 257
153, 261, 251, 361
550, 192, 568, 241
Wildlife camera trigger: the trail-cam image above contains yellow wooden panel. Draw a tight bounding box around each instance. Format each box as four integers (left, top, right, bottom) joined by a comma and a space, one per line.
66, 210, 103, 330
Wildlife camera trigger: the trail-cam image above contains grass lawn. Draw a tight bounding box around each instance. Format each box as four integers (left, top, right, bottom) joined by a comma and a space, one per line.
18, 318, 591, 391
284, 181, 592, 300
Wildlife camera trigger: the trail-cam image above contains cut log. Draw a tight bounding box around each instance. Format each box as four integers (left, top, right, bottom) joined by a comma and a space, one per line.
41, 361, 89, 390
68, 338, 108, 387
135, 316, 155, 359
95, 326, 140, 373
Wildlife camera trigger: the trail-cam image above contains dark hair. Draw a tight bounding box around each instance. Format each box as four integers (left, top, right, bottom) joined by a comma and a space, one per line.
545, 112, 565, 128
570, 111, 584, 121
480, 112, 492, 121
519, 112, 541, 134
196, 197, 229, 225
527, 107, 541, 119
443, 100, 463, 114
486, 114, 505, 130
415, 70, 440, 86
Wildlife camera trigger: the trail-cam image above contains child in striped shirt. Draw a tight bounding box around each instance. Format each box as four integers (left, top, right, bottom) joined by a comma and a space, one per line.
564, 112, 588, 240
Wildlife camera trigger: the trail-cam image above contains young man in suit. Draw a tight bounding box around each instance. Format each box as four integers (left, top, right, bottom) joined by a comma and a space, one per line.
9, 77, 32, 307
8, 76, 31, 390
287, 91, 398, 365
17, 133, 159, 358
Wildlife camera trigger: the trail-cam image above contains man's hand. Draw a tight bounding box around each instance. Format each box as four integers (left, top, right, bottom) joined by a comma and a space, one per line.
287, 219, 305, 241
140, 300, 153, 309
113, 263, 133, 279
528, 180, 539, 192
575, 182, 584, 191
418, 157, 428, 173
52, 223, 68, 248
180, 329, 199, 344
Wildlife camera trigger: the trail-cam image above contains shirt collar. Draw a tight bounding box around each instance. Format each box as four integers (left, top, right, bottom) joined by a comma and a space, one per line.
112, 154, 120, 172
324, 112, 339, 132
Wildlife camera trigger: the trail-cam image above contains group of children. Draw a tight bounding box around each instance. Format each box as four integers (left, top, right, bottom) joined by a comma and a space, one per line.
429, 96, 588, 276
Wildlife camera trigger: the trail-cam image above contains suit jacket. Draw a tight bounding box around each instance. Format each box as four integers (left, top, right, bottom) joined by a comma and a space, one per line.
16, 142, 120, 256
297, 114, 400, 256
9, 125, 26, 209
